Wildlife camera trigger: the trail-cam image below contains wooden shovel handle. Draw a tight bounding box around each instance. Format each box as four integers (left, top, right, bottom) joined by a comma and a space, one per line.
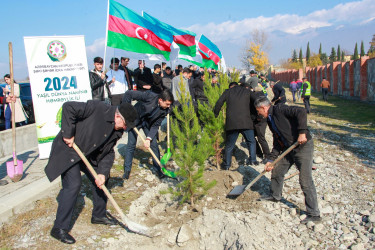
133, 127, 162, 167
244, 141, 299, 191
166, 114, 170, 149
72, 143, 126, 219
9, 42, 18, 164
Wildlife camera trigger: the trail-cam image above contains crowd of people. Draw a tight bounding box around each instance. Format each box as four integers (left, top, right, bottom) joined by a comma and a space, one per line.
44, 56, 321, 244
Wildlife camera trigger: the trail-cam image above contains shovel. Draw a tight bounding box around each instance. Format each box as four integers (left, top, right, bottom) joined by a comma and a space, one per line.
227, 141, 299, 198
72, 143, 155, 237
6, 42, 23, 182
160, 114, 172, 165
133, 127, 176, 179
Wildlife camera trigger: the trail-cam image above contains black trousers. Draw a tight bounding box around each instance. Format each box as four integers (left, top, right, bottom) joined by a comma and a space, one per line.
303, 96, 311, 113
322, 88, 328, 101
254, 119, 271, 159
53, 162, 108, 230
270, 139, 320, 216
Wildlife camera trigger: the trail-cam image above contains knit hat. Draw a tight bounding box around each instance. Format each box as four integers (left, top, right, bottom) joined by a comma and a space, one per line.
118, 102, 138, 129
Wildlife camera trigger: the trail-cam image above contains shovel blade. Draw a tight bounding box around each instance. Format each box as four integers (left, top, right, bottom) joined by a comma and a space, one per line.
121, 215, 157, 237
6, 159, 23, 182
161, 167, 176, 179
227, 185, 246, 198
160, 149, 172, 166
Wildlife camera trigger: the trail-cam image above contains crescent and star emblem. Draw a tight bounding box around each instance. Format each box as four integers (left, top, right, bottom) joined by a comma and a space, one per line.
208, 50, 213, 58
135, 27, 148, 40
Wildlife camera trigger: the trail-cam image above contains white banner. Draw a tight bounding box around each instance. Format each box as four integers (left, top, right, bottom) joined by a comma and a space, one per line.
24, 35, 92, 159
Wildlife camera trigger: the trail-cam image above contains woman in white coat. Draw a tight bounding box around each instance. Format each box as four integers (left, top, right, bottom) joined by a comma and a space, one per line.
2, 74, 27, 129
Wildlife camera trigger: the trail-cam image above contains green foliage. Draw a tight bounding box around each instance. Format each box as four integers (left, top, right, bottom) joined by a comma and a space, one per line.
169, 75, 216, 205
306, 42, 311, 62
292, 49, 298, 62
369, 35, 375, 57
360, 41, 365, 57
320, 53, 329, 65
353, 43, 359, 60
337, 45, 341, 61
299, 48, 303, 63
329, 47, 337, 62
319, 43, 322, 55
197, 70, 230, 169
341, 51, 345, 61
307, 54, 322, 67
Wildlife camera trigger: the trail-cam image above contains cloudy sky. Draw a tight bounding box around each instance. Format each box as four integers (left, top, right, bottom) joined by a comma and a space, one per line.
1, 0, 374, 80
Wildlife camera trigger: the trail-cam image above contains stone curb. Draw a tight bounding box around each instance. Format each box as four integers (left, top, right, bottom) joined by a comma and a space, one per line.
0, 176, 61, 225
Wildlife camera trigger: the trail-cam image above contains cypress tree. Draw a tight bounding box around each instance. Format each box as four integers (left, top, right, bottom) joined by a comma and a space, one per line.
337, 45, 341, 61
353, 43, 359, 60
292, 49, 298, 62
329, 47, 337, 62
360, 41, 365, 57
319, 43, 322, 55
341, 51, 345, 62
299, 48, 303, 63
306, 42, 311, 63
168, 74, 216, 205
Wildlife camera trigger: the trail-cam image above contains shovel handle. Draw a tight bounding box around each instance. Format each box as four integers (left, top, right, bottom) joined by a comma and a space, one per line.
244, 141, 299, 191
166, 114, 170, 149
72, 143, 126, 219
133, 127, 162, 167
9, 42, 18, 165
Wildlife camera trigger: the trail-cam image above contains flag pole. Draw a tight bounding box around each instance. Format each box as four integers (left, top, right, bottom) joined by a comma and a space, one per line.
103, 0, 110, 70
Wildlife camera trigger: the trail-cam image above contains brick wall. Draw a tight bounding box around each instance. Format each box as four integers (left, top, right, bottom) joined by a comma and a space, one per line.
272, 57, 374, 101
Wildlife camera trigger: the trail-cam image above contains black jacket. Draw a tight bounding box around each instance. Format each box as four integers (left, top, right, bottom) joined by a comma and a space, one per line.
267, 104, 312, 160
214, 85, 253, 131
250, 90, 266, 121
271, 83, 286, 105
152, 73, 163, 94
45, 101, 123, 182
134, 67, 153, 91
89, 71, 111, 101
191, 78, 208, 102
122, 90, 170, 139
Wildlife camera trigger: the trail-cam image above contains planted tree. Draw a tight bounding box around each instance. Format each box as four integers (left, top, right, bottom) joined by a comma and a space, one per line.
319, 43, 322, 55
168, 75, 216, 205
341, 51, 345, 61
292, 49, 298, 62
299, 48, 303, 63
329, 47, 337, 62
337, 45, 341, 61
360, 41, 365, 57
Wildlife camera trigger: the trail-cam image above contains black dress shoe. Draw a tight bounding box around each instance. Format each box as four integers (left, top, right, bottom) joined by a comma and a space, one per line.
122, 170, 130, 180
248, 161, 259, 166
91, 216, 117, 225
258, 196, 280, 202
50, 228, 76, 244
300, 215, 322, 224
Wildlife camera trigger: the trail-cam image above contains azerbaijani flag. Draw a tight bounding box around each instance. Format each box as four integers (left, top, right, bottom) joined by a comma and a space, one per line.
107, 0, 173, 61
198, 35, 222, 70
142, 12, 196, 59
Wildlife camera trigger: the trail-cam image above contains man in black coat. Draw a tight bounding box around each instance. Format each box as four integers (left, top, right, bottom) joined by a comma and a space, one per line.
122, 89, 174, 179
270, 81, 286, 105
151, 64, 164, 94
45, 101, 138, 244
255, 96, 320, 224
191, 73, 208, 104
89, 57, 111, 104
133, 60, 153, 91
250, 86, 271, 163
214, 82, 258, 170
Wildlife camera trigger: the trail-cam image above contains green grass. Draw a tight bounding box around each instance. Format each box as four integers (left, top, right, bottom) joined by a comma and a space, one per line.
286, 88, 375, 132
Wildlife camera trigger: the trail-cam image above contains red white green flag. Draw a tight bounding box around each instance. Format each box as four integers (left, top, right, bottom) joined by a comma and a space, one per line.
198, 35, 222, 70
142, 11, 196, 60
106, 0, 173, 61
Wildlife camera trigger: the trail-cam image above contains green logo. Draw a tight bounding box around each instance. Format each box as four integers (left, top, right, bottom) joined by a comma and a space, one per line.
47, 40, 67, 62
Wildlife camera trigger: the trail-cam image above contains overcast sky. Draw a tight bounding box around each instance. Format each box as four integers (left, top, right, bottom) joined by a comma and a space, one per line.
1, 0, 374, 80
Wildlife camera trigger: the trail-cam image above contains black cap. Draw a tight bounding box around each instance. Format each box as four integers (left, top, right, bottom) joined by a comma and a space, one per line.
250, 70, 255, 74
118, 103, 138, 129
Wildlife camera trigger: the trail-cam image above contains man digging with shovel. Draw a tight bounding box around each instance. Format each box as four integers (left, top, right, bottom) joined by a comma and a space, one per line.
45, 101, 138, 244
255, 96, 321, 224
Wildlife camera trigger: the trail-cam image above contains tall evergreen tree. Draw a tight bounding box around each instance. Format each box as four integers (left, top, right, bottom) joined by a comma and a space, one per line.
319, 43, 322, 55
341, 51, 345, 62
360, 41, 365, 57
292, 49, 298, 62
306, 42, 311, 63
337, 45, 341, 61
320, 53, 329, 65
168, 75, 216, 205
353, 43, 359, 60
329, 47, 337, 62
299, 48, 303, 63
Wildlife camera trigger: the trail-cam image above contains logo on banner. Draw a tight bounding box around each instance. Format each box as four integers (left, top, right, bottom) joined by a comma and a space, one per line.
47, 40, 67, 62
